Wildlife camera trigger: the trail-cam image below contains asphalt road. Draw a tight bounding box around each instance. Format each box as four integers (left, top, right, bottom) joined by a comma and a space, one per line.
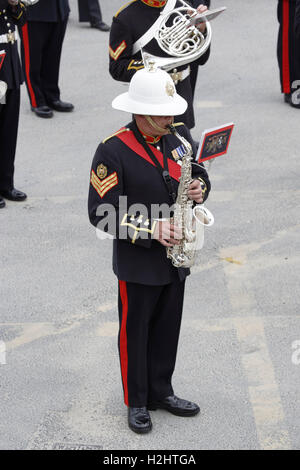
0, 0, 300, 451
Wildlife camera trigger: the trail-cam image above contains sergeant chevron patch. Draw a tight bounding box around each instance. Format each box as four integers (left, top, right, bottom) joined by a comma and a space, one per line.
90, 170, 118, 198
109, 41, 127, 61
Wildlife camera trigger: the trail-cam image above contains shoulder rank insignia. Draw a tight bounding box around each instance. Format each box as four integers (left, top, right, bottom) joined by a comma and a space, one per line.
109, 40, 127, 61
91, 169, 118, 198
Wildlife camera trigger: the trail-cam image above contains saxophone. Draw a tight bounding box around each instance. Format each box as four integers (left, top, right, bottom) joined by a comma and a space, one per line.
166, 125, 214, 268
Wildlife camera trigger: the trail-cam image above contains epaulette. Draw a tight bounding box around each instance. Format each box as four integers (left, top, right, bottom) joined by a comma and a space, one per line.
114, 0, 138, 18
173, 122, 185, 127
102, 128, 129, 144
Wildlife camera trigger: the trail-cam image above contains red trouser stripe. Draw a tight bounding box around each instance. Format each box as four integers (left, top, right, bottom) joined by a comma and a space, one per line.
119, 280, 129, 406
282, 0, 291, 94
21, 24, 37, 108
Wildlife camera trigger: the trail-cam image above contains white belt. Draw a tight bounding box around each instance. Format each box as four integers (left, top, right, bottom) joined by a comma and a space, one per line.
169, 66, 190, 85
0, 32, 16, 44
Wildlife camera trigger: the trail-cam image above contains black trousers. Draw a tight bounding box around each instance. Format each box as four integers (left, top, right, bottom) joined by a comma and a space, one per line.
19, 19, 68, 107
0, 89, 20, 191
190, 64, 198, 101
78, 0, 102, 24
277, 0, 300, 93
118, 279, 185, 408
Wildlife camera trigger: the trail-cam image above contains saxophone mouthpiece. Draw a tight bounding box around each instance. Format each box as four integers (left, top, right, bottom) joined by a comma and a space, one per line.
166, 124, 176, 134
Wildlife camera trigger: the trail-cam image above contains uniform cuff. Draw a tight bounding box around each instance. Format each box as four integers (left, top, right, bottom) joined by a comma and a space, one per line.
120, 213, 157, 248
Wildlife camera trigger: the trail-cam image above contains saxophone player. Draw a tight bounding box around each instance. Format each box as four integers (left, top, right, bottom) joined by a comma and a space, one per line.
88, 66, 211, 434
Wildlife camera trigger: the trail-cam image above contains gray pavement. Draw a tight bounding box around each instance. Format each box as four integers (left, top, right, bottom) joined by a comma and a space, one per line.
0, 0, 300, 450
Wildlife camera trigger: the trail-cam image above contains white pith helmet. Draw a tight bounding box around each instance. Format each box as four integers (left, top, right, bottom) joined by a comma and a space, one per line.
112, 65, 187, 116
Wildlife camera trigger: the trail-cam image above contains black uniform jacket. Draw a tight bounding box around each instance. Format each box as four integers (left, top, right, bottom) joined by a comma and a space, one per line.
88, 121, 211, 286
0, 2, 26, 89
295, 0, 300, 38
26, 0, 70, 22
109, 0, 210, 129
191, 0, 210, 7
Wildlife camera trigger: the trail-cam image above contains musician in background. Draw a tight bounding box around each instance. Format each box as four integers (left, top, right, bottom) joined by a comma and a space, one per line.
109, 0, 211, 130
19, 0, 74, 118
88, 66, 210, 434
277, 0, 300, 108
0, 0, 27, 209
78, 0, 110, 32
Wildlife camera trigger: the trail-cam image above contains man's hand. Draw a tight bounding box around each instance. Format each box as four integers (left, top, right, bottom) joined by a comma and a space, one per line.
188, 4, 208, 34
153, 220, 182, 247
188, 179, 204, 203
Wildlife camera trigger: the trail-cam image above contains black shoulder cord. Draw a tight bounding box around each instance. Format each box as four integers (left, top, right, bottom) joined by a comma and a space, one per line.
130, 121, 177, 204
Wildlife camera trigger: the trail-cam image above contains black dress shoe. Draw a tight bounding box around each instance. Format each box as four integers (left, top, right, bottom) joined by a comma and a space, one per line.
49, 100, 74, 112
284, 93, 300, 108
0, 188, 27, 202
128, 407, 152, 434
148, 395, 200, 417
31, 105, 53, 118
0, 197, 5, 209
91, 21, 110, 32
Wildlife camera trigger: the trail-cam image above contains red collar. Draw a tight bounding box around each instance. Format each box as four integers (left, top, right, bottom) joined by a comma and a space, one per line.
140, 0, 167, 7
137, 125, 161, 144
142, 132, 161, 144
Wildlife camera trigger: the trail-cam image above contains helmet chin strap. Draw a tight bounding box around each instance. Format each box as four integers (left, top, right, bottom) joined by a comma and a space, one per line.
145, 115, 173, 134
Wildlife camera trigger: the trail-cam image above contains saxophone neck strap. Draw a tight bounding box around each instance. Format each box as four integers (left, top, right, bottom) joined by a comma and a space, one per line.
131, 121, 177, 203
115, 123, 180, 203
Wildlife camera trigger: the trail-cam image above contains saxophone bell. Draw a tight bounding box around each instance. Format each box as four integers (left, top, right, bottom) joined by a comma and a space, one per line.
193, 204, 214, 227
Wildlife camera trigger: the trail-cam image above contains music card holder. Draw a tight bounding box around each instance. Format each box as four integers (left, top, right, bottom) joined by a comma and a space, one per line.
190, 7, 227, 25
196, 123, 234, 164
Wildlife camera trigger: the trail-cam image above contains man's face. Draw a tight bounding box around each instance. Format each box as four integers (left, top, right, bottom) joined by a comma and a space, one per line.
138, 115, 174, 136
